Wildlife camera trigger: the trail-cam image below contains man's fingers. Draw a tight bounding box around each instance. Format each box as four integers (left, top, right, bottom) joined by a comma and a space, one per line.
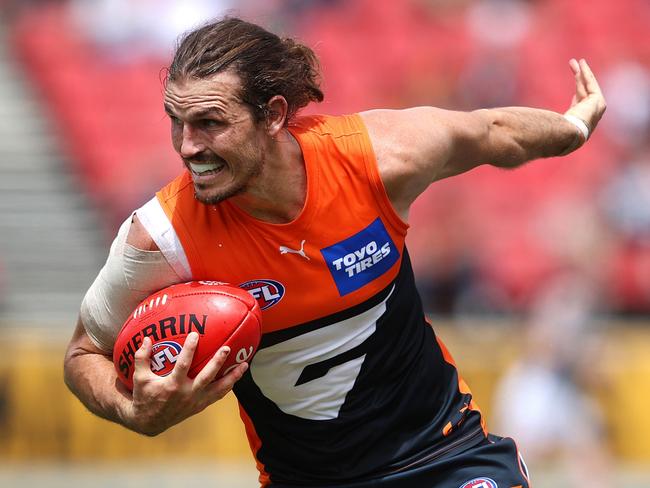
132, 336, 155, 384
171, 331, 199, 379
566, 58, 607, 131
134, 336, 153, 372
578, 58, 603, 95
204, 363, 249, 403
569, 58, 587, 101
192, 346, 231, 390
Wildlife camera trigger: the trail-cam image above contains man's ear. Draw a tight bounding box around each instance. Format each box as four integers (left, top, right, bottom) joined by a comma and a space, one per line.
265, 95, 289, 136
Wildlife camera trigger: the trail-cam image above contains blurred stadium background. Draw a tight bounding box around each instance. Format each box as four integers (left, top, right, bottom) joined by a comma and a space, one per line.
0, 0, 649, 486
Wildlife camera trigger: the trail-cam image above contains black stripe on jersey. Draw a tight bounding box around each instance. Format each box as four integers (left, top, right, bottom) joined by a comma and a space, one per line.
235, 248, 484, 485
259, 281, 394, 349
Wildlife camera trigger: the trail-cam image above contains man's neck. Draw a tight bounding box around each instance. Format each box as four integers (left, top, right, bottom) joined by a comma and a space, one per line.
229, 128, 306, 224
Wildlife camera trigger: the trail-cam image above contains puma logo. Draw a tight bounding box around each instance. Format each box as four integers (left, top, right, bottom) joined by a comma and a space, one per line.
279, 240, 310, 260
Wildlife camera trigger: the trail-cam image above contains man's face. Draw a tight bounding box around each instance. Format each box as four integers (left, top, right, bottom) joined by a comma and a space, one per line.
164, 71, 266, 205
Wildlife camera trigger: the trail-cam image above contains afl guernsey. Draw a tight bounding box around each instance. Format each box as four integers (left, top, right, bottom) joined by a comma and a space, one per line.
138, 114, 486, 486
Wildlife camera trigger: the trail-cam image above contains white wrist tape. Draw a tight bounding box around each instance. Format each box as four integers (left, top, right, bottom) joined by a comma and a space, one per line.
564, 114, 590, 141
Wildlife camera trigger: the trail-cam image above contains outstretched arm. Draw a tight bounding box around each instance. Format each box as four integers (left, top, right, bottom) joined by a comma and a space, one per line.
361, 59, 606, 219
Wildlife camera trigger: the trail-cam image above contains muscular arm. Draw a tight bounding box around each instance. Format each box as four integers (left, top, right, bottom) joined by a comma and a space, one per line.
63, 215, 247, 435
64, 317, 135, 426
361, 58, 606, 219
64, 215, 166, 432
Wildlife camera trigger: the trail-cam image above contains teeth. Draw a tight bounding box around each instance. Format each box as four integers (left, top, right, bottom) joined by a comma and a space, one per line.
189, 162, 222, 174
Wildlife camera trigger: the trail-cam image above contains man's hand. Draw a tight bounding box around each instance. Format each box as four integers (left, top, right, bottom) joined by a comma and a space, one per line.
565, 58, 607, 138
124, 331, 249, 436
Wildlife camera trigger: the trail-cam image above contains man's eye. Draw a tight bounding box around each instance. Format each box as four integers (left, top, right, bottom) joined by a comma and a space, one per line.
169, 115, 182, 126
199, 119, 222, 129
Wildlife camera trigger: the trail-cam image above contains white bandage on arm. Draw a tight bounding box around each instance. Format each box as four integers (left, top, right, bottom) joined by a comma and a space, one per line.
80, 216, 185, 352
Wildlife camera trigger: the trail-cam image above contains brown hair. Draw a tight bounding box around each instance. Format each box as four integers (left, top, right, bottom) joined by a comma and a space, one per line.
166, 17, 324, 123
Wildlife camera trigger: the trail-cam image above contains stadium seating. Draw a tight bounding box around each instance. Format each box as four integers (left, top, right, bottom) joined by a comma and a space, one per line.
11, 3, 179, 225
9, 0, 650, 313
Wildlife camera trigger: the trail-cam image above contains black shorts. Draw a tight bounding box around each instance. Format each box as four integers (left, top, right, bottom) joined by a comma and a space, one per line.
270, 434, 530, 488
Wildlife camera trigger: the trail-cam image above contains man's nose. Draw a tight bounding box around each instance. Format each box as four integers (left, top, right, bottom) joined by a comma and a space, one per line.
179, 124, 205, 158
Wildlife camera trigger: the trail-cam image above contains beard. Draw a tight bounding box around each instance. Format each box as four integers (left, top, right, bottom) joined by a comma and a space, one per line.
193, 179, 246, 205
185, 151, 264, 205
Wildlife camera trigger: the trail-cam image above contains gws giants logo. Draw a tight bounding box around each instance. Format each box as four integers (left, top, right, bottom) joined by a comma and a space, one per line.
239, 279, 285, 310
150, 341, 182, 376
459, 478, 498, 488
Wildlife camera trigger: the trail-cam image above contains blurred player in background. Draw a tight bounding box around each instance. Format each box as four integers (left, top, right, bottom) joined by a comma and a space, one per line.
492, 272, 613, 488
64, 17, 605, 488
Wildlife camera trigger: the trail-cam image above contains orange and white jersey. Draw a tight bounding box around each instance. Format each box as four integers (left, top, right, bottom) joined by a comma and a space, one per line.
138, 114, 485, 486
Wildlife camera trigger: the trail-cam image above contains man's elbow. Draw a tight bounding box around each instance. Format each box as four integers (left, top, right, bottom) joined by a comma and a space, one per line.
63, 343, 84, 397
62, 319, 103, 398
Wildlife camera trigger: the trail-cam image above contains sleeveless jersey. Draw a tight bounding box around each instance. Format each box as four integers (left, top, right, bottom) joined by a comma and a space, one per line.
139, 114, 486, 486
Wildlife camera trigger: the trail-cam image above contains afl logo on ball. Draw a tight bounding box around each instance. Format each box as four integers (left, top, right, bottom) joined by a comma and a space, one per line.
459, 478, 498, 488
239, 279, 285, 311
150, 341, 182, 376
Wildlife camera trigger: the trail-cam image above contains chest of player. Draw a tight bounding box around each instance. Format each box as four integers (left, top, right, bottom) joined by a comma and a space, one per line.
188, 210, 404, 334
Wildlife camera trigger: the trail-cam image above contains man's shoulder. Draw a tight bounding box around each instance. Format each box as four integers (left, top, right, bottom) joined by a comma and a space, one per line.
127, 214, 159, 251
289, 113, 365, 137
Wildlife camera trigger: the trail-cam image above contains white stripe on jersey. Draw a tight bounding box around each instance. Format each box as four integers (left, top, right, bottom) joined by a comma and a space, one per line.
137, 197, 192, 281
250, 286, 394, 420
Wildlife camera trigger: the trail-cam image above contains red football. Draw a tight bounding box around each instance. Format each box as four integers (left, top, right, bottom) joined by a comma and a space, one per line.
113, 281, 262, 391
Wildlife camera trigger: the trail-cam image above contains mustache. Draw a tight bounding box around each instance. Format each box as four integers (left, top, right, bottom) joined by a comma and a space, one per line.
182, 152, 225, 166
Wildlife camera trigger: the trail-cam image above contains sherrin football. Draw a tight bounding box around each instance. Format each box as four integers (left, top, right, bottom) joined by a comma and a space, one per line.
113, 281, 263, 391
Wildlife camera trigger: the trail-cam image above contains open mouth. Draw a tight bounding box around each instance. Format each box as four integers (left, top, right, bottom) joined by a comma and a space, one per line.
189, 162, 225, 176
